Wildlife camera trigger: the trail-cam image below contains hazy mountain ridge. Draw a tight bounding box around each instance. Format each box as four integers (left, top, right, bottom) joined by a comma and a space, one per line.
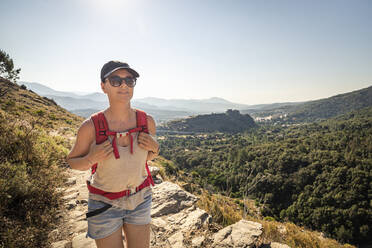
18, 81, 372, 127
243, 85, 372, 123
17, 81, 304, 122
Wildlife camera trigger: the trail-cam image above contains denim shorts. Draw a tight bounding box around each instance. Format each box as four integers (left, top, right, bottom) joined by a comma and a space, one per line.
86, 190, 152, 239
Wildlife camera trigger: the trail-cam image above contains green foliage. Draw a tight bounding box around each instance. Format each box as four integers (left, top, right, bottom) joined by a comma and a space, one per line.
34, 109, 45, 117
264, 216, 276, 222
158, 106, 372, 246
0, 49, 21, 83
0, 112, 67, 247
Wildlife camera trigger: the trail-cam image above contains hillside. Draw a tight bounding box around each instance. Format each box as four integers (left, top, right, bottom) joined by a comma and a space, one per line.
161, 109, 258, 133
0, 77, 83, 247
242, 85, 372, 123
1, 78, 83, 130
158, 106, 372, 246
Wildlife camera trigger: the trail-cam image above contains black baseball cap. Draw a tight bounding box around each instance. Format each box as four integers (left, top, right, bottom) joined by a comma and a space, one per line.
100, 61, 140, 82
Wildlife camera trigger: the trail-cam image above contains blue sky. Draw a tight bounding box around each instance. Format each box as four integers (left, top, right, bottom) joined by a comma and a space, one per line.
1, 0, 371, 104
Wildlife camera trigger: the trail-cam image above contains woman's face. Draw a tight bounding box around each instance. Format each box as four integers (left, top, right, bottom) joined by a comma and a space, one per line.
101, 69, 135, 103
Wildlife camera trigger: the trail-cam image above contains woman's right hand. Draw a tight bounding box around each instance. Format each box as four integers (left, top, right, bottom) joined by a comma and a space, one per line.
87, 140, 114, 164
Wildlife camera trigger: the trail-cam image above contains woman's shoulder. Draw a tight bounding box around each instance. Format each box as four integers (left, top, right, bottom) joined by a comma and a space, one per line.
77, 117, 95, 136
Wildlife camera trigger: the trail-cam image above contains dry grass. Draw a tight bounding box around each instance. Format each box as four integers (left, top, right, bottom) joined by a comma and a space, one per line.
245, 217, 356, 248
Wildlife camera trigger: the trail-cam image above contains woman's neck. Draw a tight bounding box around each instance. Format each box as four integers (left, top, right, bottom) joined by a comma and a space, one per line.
105, 102, 134, 122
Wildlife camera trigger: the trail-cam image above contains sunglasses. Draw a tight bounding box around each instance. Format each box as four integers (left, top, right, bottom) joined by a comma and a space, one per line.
106, 75, 137, 88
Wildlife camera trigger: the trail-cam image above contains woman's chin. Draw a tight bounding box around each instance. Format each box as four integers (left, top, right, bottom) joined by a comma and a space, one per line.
116, 95, 132, 102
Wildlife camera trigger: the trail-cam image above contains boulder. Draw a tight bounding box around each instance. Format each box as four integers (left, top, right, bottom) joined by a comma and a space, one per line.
151, 181, 198, 217
212, 220, 263, 248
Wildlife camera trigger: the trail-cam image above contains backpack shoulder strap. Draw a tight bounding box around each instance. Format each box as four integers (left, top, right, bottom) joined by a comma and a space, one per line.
91, 112, 109, 144
135, 109, 155, 186
89, 112, 110, 174
136, 109, 148, 133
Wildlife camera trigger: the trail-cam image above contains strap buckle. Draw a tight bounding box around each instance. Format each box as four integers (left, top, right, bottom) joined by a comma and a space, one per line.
99, 130, 106, 136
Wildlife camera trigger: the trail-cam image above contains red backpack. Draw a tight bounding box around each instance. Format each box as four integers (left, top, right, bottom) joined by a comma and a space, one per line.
86, 109, 155, 200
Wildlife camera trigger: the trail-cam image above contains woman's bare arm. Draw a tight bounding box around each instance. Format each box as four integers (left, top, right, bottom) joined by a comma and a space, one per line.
66, 119, 113, 171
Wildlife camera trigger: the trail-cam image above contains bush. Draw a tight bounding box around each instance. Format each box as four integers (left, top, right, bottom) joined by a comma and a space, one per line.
0, 112, 67, 247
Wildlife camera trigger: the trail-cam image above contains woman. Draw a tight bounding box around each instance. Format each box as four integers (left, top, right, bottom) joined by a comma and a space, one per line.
66, 61, 160, 248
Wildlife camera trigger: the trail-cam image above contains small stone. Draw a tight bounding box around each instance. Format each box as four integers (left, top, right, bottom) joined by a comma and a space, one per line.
62, 192, 79, 201
153, 178, 163, 184
72, 221, 87, 233
65, 177, 77, 186
149, 166, 160, 176
168, 231, 184, 248
51, 240, 70, 248
48, 229, 59, 240
271, 242, 291, 248
70, 210, 85, 219
78, 199, 88, 204
72, 233, 96, 248
66, 200, 76, 210
192, 236, 205, 247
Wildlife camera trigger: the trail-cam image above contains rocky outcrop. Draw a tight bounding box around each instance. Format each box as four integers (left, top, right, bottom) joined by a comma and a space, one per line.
212, 220, 263, 248
49, 166, 290, 248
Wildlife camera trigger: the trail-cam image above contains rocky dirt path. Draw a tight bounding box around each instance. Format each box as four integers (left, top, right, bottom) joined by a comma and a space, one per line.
49, 167, 290, 248
50, 169, 96, 248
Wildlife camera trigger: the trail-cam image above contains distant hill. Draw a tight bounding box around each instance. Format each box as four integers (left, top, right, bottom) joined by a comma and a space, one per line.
161, 109, 257, 133
135, 97, 251, 113
242, 85, 372, 123
18, 81, 84, 98
4, 79, 83, 129
18, 81, 257, 122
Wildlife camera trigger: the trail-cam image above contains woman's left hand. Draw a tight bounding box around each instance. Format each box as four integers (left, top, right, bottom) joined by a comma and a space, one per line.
138, 132, 159, 153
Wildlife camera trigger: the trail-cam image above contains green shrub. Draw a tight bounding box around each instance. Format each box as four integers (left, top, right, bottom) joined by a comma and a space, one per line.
0, 113, 67, 247
264, 216, 276, 222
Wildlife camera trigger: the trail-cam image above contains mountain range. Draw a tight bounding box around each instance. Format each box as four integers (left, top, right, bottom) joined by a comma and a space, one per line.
19, 81, 372, 125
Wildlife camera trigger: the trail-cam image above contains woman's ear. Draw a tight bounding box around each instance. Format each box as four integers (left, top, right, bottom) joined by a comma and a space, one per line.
101, 82, 107, 93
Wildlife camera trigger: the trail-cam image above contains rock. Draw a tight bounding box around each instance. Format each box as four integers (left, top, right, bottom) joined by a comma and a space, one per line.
153, 178, 163, 184
177, 208, 211, 230
51, 240, 70, 248
66, 200, 77, 210
65, 177, 77, 186
271, 242, 291, 248
62, 192, 79, 201
212, 219, 263, 248
48, 229, 60, 240
192, 236, 205, 247
149, 166, 160, 177
72, 221, 87, 233
72, 233, 96, 248
70, 210, 85, 219
55, 187, 65, 193
151, 217, 168, 231
64, 186, 79, 195
151, 182, 198, 217
168, 231, 184, 248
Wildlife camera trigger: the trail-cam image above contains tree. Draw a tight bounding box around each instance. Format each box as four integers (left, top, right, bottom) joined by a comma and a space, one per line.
0, 49, 21, 83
